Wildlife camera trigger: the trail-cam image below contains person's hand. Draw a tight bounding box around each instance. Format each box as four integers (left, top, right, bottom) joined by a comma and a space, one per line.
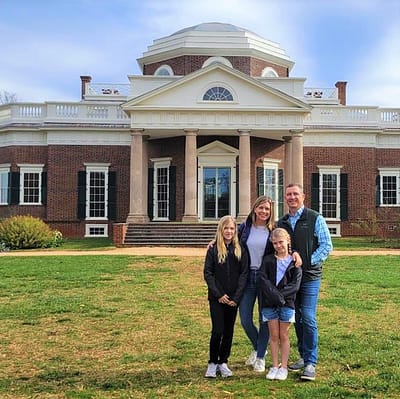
292, 251, 302, 267
218, 294, 230, 304
227, 300, 237, 307
207, 239, 216, 250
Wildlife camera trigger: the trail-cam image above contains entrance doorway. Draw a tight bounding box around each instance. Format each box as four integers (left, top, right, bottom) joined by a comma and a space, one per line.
203, 167, 231, 219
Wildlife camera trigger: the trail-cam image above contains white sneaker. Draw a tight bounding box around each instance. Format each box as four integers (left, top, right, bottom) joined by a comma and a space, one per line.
245, 350, 257, 366
205, 362, 217, 378
253, 358, 265, 372
275, 367, 288, 380
218, 363, 233, 378
266, 366, 279, 380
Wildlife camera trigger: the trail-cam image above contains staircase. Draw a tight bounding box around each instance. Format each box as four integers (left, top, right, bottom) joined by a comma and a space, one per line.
123, 222, 218, 247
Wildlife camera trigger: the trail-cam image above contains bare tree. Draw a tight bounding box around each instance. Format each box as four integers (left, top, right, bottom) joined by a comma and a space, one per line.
0, 91, 18, 105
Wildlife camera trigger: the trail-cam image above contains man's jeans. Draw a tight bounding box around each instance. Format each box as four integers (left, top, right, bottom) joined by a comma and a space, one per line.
239, 270, 269, 358
294, 278, 321, 366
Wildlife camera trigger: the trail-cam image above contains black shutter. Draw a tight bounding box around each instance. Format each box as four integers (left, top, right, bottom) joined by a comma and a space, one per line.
311, 173, 320, 211
108, 171, 116, 220
169, 166, 176, 221
375, 175, 380, 207
257, 166, 264, 196
148, 168, 154, 221
77, 171, 86, 220
41, 172, 47, 205
278, 169, 284, 217
340, 173, 348, 221
9, 172, 20, 205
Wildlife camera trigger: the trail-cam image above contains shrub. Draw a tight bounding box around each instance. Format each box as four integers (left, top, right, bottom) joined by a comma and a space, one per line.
0, 215, 63, 249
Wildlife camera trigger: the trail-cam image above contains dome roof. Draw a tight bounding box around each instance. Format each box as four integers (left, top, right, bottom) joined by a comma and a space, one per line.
137, 22, 294, 72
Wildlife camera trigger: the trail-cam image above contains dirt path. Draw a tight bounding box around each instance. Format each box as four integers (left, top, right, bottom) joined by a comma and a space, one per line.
2, 247, 400, 257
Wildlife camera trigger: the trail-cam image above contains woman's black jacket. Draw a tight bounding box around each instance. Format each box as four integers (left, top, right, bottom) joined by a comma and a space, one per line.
204, 243, 249, 304
259, 254, 302, 309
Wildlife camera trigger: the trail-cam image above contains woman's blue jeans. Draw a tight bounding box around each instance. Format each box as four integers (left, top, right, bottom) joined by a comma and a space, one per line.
294, 278, 321, 366
239, 270, 269, 358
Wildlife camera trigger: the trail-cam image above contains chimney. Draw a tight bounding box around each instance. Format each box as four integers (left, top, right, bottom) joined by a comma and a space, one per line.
80, 76, 92, 100
335, 81, 347, 105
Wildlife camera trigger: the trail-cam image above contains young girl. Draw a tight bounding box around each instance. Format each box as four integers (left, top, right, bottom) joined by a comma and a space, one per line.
259, 228, 302, 380
203, 215, 249, 378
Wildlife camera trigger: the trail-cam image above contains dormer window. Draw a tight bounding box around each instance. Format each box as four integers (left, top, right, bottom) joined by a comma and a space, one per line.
202, 56, 233, 68
154, 65, 174, 76
261, 67, 279, 77
203, 87, 233, 101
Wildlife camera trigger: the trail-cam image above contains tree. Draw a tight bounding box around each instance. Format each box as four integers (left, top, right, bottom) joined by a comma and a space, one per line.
0, 91, 18, 105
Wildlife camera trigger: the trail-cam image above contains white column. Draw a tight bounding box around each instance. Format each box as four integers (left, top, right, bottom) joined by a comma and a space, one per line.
283, 136, 293, 188
182, 129, 198, 222
290, 130, 304, 187
237, 130, 251, 221
126, 129, 149, 223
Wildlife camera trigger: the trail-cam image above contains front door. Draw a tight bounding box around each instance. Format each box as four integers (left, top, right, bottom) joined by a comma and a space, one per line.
203, 167, 231, 219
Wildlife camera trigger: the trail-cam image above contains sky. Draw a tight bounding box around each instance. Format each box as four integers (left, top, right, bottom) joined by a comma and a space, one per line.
1, 0, 399, 107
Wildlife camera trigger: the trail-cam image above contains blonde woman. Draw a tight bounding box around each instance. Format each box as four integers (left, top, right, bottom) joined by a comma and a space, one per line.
203, 215, 249, 378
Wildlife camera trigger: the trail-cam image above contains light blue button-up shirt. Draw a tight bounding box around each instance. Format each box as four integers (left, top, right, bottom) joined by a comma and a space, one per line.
288, 206, 333, 265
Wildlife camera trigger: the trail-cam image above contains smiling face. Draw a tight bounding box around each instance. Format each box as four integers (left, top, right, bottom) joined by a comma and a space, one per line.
272, 237, 289, 257
285, 184, 305, 214
253, 200, 271, 226
222, 220, 236, 243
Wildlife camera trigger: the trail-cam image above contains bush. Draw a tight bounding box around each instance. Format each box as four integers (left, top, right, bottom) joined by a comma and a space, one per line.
0, 215, 63, 250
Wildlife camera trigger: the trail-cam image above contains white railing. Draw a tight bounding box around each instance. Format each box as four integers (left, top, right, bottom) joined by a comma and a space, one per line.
0, 102, 130, 125
0, 102, 399, 128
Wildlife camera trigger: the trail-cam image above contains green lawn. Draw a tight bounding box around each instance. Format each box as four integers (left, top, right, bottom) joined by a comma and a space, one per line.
0, 254, 399, 398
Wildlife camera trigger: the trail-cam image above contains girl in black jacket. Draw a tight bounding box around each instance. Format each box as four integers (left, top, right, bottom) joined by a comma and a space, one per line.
259, 228, 302, 381
204, 215, 249, 378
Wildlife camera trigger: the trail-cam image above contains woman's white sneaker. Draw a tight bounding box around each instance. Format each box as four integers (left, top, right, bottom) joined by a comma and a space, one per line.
253, 358, 265, 372
204, 362, 217, 378
218, 363, 233, 377
245, 350, 257, 366
275, 367, 288, 380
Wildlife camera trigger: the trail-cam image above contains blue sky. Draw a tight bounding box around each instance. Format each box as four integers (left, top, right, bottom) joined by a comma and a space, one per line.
1, 0, 399, 106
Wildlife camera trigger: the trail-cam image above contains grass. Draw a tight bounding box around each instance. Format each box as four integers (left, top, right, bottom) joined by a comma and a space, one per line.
0, 253, 399, 398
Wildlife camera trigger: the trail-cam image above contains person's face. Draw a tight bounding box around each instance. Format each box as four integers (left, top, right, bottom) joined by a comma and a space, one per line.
285, 186, 305, 213
222, 221, 236, 243
272, 237, 289, 257
254, 201, 271, 224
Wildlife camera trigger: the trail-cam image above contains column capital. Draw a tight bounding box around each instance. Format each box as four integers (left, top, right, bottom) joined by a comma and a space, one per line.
289, 129, 304, 137
237, 129, 251, 136
184, 129, 199, 136
130, 128, 144, 136
282, 136, 292, 143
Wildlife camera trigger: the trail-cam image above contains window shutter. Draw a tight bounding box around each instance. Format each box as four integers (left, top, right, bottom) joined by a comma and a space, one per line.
41, 172, 47, 205
77, 171, 86, 220
169, 166, 176, 221
278, 169, 284, 217
108, 171, 117, 220
375, 175, 381, 207
9, 172, 20, 205
257, 166, 264, 196
340, 173, 348, 221
147, 168, 154, 221
311, 173, 320, 211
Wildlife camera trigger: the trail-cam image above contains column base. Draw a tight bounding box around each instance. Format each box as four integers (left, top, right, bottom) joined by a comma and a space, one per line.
126, 214, 149, 223
236, 213, 248, 223
182, 215, 198, 222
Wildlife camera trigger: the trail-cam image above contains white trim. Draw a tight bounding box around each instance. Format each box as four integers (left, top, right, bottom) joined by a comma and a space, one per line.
85, 165, 109, 220
327, 223, 341, 237
154, 64, 174, 76
202, 56, 233, 69
85, 224, 108, 237
197, 141, 238, 220
262, 158, 281, 217
152, 159, 171, 221
19, 164, 44, 205
318, 166, 342, 221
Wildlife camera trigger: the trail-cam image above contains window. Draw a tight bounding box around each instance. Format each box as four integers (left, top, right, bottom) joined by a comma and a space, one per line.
379, 168, 400, 206
85, 224, 108, 237
202, 56, 233, 68
0, 166, 10, 205
151, 159, 171, 220
18, 165, 44, 205
203, 87, 233, 101
154, 65, 174, 76
261, 67, 278, 77
258, 160, 283, 218
313, 167, 344, 221
86, 165, 109, 220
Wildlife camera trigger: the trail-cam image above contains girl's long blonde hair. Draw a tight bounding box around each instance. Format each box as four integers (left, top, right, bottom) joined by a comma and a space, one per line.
215, 215, 242, 264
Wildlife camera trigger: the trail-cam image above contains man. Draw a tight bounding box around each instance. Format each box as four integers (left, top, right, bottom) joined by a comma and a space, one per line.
277, 183, 333, 381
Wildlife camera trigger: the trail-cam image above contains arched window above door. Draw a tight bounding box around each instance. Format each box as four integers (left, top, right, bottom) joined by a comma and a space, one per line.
203, 86, 233, 101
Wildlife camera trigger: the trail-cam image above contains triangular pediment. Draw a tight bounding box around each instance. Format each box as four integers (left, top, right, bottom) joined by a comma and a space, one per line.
123, 63, 310, 112
197, 140, 239, 156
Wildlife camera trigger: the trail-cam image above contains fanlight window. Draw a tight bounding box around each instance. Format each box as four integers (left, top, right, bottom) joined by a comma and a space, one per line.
203, 87, 233, 101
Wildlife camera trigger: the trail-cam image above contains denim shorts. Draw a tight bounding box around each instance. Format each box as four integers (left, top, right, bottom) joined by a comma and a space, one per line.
261, 306, 295, 323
